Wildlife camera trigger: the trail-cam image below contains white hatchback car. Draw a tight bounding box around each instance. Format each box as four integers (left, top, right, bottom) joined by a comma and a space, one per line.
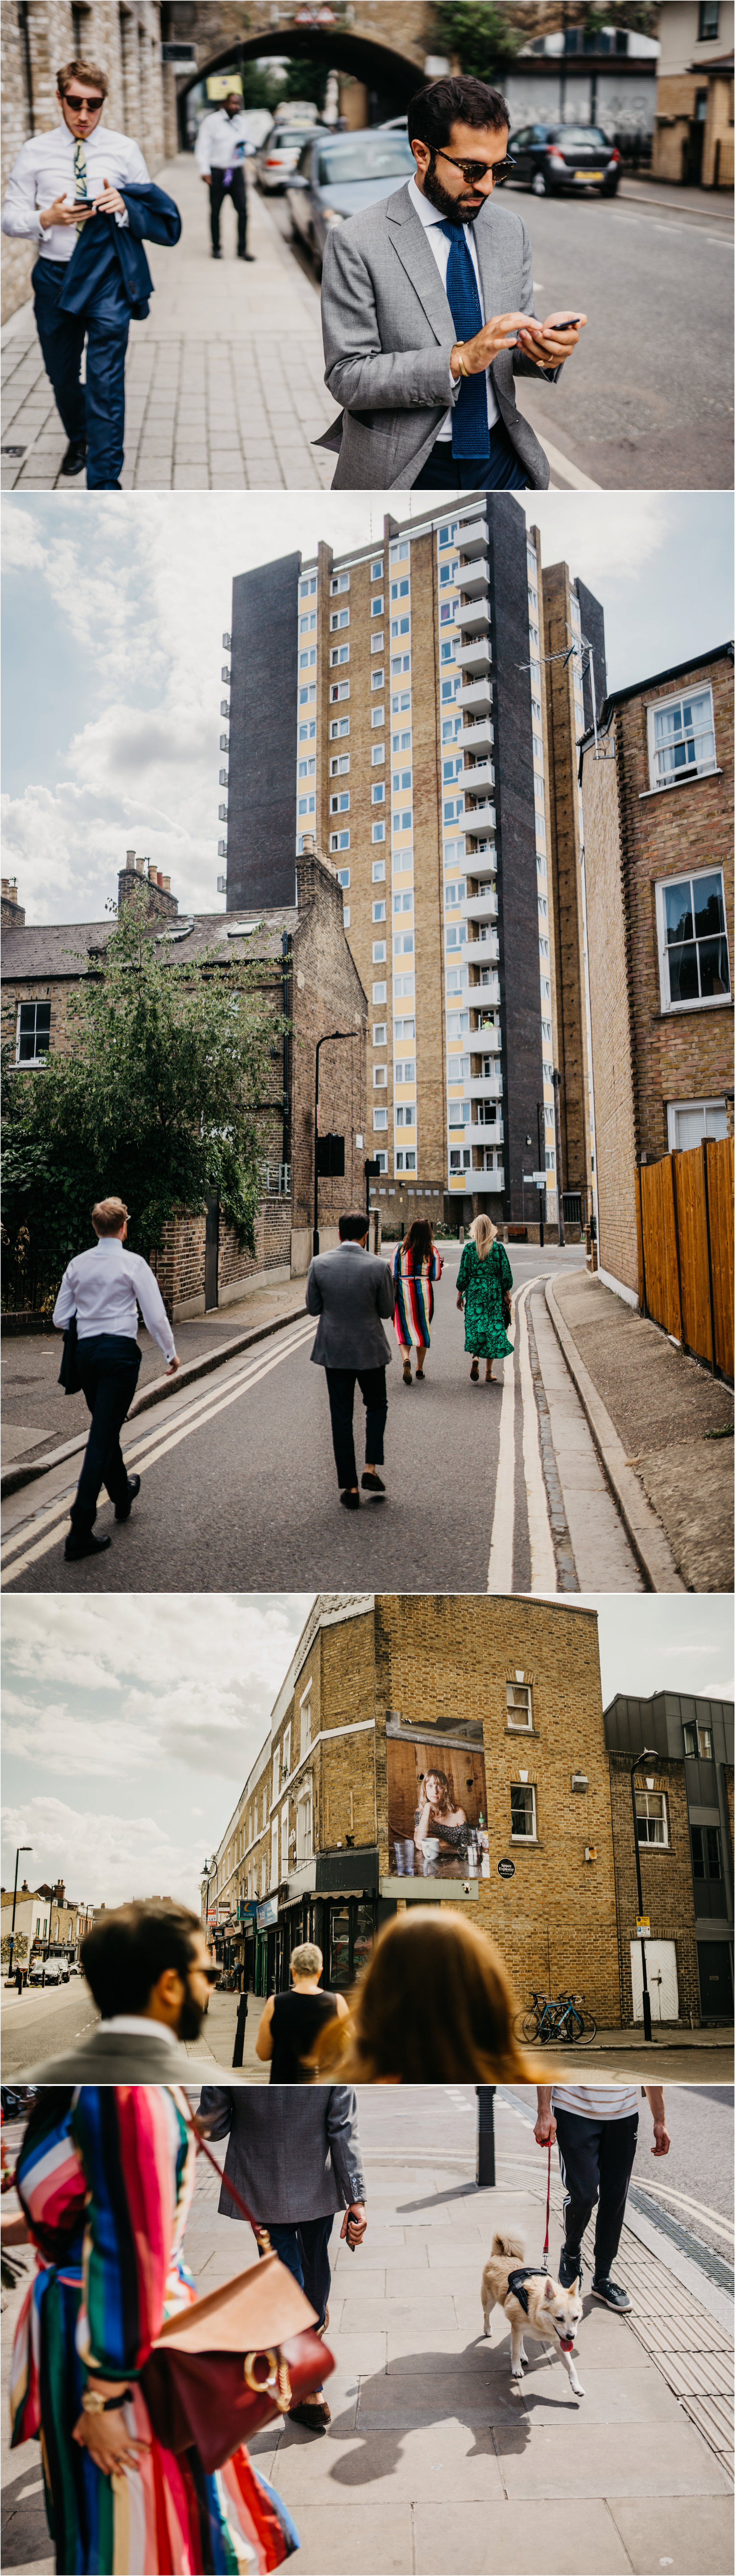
257, 123, 323, 192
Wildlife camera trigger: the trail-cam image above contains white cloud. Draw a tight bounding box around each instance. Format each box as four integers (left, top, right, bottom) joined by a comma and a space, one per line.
2, 1595, 314, 1791
1, 1796, 203, 1909
524, 492, 672, 588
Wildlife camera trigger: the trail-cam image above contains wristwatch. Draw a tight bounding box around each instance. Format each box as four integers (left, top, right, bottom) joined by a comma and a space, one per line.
81, 2387, 132, 2414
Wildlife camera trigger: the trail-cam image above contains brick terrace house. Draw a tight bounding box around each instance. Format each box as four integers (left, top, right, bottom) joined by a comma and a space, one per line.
1, 841, 368, 1318
579, 642, 734, 1300
202, 1591, 624, 2031
605, 1687, 734, 2027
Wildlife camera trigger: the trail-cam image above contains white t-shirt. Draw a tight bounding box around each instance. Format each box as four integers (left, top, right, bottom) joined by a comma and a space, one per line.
407, 173, 500, 441
551, 2086, 642, 2122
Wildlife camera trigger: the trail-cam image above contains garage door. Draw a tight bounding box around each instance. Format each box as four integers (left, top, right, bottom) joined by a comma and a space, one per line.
630, 1939, 679, 2023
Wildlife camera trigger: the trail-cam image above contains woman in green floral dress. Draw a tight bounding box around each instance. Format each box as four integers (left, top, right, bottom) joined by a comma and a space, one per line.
456, 1214, 513, 1383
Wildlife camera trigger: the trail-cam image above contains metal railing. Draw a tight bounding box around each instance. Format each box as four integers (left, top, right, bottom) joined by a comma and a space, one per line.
258, 1162, 291, 1198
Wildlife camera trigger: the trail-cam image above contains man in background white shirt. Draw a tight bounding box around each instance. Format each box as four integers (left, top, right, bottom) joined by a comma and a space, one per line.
1, 57, 148, 482
195, 92, 255, 262
53, 1193, 179, 1563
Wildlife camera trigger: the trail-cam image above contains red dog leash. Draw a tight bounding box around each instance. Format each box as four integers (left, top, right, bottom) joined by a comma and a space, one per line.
543, 2137, 551, 2270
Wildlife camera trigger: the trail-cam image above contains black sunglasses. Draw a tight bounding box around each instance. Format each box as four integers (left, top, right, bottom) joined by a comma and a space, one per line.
435, 149, 516, 183
201, 1964, 219, 1985
65, 92, 105, 111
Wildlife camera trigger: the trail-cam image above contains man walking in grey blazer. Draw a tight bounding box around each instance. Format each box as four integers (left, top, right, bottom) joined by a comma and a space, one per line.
198, 2084, 367, 2430
306, 1208, 395, 1510
320, 72, 586, 492
19, 1901, 220, 2083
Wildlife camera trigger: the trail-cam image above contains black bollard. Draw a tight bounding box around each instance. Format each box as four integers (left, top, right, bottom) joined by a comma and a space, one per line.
476, 2084, 496, 2187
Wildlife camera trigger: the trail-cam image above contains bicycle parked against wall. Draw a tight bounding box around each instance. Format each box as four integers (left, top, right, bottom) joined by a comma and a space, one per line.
521, 1991, 597, 2045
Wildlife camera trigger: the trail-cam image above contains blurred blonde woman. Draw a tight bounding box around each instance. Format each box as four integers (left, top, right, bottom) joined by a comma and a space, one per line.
306, 1909, 532, 2084
456, 1213, 513, 1384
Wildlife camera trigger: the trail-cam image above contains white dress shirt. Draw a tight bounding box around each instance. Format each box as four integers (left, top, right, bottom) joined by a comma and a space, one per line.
195, 110, 253, 175
1, 124, 149, 263
407, 173, 499, 440
53, 1237, 176, 1359
104, 2016, 179, 2044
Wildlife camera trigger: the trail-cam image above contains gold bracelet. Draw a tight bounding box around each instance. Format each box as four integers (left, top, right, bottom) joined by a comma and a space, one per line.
81, 2387, 130, 2415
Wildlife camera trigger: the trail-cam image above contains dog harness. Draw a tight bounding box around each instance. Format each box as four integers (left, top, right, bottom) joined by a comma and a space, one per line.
507, 2266, 575, 2352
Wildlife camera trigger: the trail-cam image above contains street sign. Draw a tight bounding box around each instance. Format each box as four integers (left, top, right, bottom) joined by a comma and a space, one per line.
532, 1172, 546, 1186
635, 1916, 650, 1937
256, 1894, 278, 1930
497, 1857, 515, 1879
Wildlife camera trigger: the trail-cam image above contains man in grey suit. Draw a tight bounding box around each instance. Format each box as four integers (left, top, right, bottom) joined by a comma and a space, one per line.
20, 1900, 220, 2083
306, 1208, 395, 1510
319, 72, 586, 492
198, 2084, 367, 2430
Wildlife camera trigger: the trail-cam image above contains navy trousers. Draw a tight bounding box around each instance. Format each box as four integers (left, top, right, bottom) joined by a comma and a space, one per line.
412, 423, 530, 490
264, 2217, 333, 2333
32, 256, 130, 488
71, 1333, 141, 1529
555, 2111, 639, 2279
324, 1364, 387, 1488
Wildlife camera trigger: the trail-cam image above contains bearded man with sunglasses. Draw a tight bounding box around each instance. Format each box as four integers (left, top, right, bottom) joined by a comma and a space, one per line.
19, 1904, 222, 2082
319, 73, 586, 492
2, 59, 180, 488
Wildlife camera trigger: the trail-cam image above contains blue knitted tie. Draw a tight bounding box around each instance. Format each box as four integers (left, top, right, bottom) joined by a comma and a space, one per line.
437, 219, 490, 459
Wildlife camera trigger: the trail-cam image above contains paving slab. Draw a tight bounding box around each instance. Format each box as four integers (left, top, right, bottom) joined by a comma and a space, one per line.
271, 2501, 415, 2574
273, 2416, 507, 2506
412, 2496, 632, 2574
493, 2411, 731, 2498
551, 1269, 734, 1591
609, 2494, 735, 2576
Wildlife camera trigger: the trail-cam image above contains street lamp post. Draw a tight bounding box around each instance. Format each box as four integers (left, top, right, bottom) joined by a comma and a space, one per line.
552, 1070, 565, 1247
631, 1751, 658, 2044
313, 1030, 358, 1259
7, 1845, 31, 1985
476, 2085, 496, 2186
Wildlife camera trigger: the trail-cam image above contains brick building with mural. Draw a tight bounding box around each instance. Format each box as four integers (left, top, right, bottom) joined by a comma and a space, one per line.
1, 840, 368, 1318
202, 1591, 624, 2028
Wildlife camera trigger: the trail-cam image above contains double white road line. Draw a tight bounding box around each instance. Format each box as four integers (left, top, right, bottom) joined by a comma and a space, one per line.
1, 1316, 315, 1587
487, 1278, 558, 1596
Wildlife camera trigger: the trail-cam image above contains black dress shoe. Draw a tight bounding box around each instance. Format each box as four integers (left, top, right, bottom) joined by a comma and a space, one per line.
60, 439, 87, 477
115, 1474, 141, 1522
361, 1471, 385, 1496
339, 1488, 360, 1510
212, 249, 221, 258
289, 2399, 330, 2431
64, 1529, 112, 1561
239, 251, 255, 260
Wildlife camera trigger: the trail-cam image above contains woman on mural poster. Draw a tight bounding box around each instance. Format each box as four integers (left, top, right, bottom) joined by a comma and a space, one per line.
414, 1769, 470, 1873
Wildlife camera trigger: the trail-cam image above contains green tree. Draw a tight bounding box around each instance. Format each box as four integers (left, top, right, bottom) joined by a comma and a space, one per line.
1, 891, 283, 1307
433, 3, 522, 81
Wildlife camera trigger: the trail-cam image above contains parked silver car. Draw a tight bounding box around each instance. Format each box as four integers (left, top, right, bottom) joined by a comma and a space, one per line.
287, 127, 416, 274
256, 122, 323, 194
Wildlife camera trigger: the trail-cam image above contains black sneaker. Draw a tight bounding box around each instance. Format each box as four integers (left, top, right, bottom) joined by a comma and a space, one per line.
558, 2245, 582, 2290
592, 2276, 631, 2312
115, 1474, 141, 1521
60, 438, 86, 477
64, 1529, 112, 1561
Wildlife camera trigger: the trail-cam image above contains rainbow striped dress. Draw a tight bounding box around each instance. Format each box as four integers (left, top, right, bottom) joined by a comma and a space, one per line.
10, 2085, 299, 2576
391, 1245, 443, 1349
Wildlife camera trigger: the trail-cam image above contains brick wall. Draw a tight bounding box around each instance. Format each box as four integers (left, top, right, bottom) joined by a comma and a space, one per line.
580, 722, 639, 1291
2, 0, 166, 322
290, 845, 368, 1244
542, 559, 594, 1211
608, 1750, 700, 2025
148, 1193, 292, 1318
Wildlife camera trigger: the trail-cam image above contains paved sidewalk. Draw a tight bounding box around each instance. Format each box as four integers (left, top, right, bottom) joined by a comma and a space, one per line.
1, 1271, 306, 1478
549, 1269, 734, 1593
3, 2092, 731, 2576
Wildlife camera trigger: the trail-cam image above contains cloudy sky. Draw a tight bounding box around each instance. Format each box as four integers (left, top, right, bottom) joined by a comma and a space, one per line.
2, 488, 732, 927
1, 1592, 731, 1910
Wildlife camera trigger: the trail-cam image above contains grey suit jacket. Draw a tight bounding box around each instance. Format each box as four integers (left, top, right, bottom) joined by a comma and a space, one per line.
306, 1241, 395, 1369
20, 2024, 212, 2084
319, 182, 559, 491
197, 2085, 366, 2224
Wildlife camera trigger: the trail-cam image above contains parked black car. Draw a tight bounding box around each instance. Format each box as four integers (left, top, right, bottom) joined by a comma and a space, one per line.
507, 123, 621, 196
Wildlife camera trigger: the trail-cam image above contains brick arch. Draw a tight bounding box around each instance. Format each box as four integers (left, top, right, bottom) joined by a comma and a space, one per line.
167, 6, 434, 146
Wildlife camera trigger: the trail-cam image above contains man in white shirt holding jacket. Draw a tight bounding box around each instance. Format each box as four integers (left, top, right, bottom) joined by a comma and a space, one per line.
195, 93, 255, 262
53, 1194, 179, 1562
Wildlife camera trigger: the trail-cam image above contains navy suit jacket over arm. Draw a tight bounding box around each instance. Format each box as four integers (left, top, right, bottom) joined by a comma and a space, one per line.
58, 181, 181, 320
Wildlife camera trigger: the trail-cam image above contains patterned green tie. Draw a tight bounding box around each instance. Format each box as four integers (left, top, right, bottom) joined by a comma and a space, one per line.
74, 140, 87, 231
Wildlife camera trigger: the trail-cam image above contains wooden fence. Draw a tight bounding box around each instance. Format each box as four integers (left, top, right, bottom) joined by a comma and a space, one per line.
636, 1136, 734, 1382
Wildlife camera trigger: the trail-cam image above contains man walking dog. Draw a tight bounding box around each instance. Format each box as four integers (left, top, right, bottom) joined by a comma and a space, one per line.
53, 1194, 179, 1562
319, 72, 586, 491
306, 1209, 395, 1510
2, 58, 181, 488
535, 2082, 671, 2310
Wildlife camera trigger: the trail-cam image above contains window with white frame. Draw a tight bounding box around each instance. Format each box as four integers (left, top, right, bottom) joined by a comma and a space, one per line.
635, 1789, 669, 1847
330, 607, 350, 631
330, 715, 350, 740
272, 1747, 280, 1802
371, 668, 384, 689
281, 1800, 289, 1870
262, 1786, 268, 1830
647, 684, 716, 793
269, 1818, 278, 1886
506, 1683, 532, 1730
372, 860, 386, 881
371, 707, 385, 728
655, 868, 730, 1010
372, 900, 386, 922
373, 1107, 388, 1129
330, 792, 350, 815
372, 783, 385, 804
16, 1001, 51, 1065
372, 1022, 387, 1044
296, 1785, 313, 1863
330, 753, 350, 777
282, 1723, 291, 1778
372, 822, 386, 843
666, 1098, 729, 1151
330, 572, 349, 594
373, 1064, 388, 1087
261, 1854, 267, 1898
510, 1783, 536, 1841
300, 1690, 312, 1757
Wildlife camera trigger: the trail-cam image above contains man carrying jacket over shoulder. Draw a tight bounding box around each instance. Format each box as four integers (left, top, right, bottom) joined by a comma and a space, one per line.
1, 56, 181, 489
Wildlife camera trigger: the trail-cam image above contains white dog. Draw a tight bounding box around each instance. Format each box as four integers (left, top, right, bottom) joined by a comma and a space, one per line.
481, 2230, 584, 2396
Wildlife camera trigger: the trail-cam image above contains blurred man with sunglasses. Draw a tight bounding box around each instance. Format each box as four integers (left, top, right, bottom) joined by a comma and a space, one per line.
319, 73, 586, 491
19, 1904, 222, 2082
2, 59, 180, 488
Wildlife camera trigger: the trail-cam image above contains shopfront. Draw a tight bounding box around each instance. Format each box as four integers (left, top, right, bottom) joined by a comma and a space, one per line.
249, 1851, 384, 1996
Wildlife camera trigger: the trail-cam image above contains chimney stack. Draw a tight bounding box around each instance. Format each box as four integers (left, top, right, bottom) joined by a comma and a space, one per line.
1, 877, 26, 929
117, 854, 179, 924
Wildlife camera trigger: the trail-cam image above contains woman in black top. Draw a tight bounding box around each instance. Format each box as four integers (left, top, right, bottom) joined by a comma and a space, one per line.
255, 1942, 349, 2083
